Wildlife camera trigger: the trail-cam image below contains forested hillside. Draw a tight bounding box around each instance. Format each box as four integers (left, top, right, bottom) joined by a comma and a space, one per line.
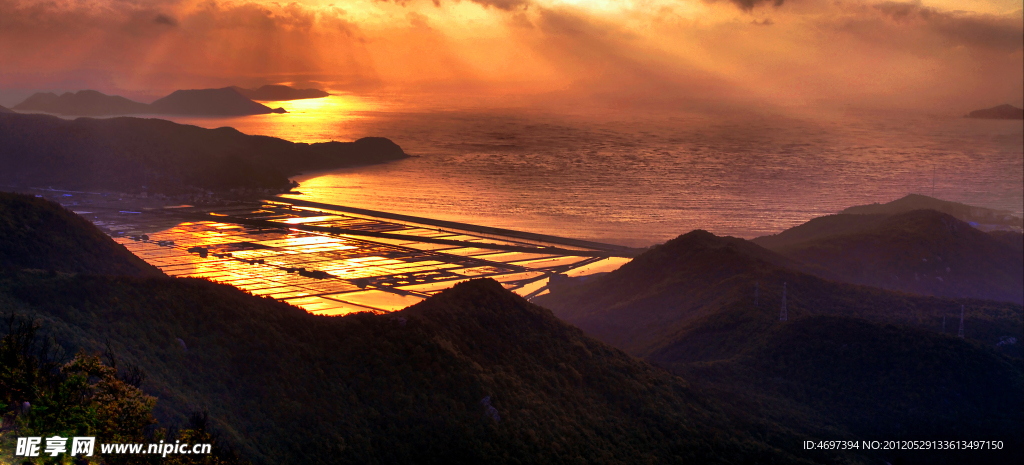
0, 193, 831, 464
0, 192, 161, 276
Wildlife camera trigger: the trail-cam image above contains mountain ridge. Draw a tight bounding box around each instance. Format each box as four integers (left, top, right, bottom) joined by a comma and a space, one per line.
835, 194, 1022, 230
537, 227, 1022, 358
535, 226, 1023, 463
0, 192, 162, 277
12, 90, 150, 116
12, 88, 285, 116
763, 209, 1023, 304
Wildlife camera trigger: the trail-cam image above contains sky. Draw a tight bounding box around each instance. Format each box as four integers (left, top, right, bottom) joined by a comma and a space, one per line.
0, 0, 1021, 111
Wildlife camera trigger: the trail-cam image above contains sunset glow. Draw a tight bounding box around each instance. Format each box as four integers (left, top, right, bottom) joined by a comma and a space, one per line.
1, 0, 1020, 112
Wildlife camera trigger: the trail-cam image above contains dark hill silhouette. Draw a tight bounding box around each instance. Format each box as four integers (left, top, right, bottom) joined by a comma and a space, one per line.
537, 230, 800, 353
836, 193, 1022, 230
661, 311, 1022, 464
536, 229, 1022, 358
150, 88, 285, 115
965, 104, 1024, 119
536, 230, 1023, 463
752, 213, 892, 250
12, 90, 150, 116
764, 210, 1023, 304
0, 196, 824, 464
0, 192, 160, 276
0, 105, 14, 114
0, 112, 407, 194
230, 85, 329, 101
990, 230, 1024, 254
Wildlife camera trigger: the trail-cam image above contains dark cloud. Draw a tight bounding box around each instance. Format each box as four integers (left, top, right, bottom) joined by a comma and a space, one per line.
873, 2, 1023, 52
709, 0, 785, 12
470, 0, 531, 10
375, 0, 530, 11
153, 14, 178, 26
408, 11, 431, 28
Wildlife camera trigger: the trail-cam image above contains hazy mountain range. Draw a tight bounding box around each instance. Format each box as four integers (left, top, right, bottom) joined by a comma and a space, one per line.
536, 219, 1022, 463
751, 198, 1023, 304
833, 194, 1022, 231
14, 89, 151, 116
10, 87, 313, 116
537, 227, 1022, 355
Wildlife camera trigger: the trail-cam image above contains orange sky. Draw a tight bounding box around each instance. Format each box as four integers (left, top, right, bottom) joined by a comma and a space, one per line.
0, 0, 1021, 111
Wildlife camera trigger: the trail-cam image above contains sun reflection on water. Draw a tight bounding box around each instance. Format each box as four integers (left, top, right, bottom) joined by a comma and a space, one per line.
161, 94, 380, 143
102, 199, 628, 316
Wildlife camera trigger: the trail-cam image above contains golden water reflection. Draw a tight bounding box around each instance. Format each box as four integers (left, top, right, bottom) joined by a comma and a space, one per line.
160, 94, 379, 143
111, 201, 628, 315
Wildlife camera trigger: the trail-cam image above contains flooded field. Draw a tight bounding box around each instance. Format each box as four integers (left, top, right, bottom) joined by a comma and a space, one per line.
43, 190, 631, 315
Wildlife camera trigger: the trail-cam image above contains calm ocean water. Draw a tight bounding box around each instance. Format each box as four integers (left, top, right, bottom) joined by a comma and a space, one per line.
165, 95, 1024, 247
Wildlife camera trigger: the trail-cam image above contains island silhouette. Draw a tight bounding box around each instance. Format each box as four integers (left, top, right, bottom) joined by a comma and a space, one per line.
0, 112, 408, 194
965, 104, 1024, 120
149, 88, 286, 116
13, 87, 288, 116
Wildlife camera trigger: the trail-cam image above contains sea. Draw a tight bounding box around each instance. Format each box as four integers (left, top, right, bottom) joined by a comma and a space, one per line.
163, 94, 1024, 248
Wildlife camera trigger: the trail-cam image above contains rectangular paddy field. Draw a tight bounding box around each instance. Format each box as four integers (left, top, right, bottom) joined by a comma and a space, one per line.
67, 195, 637, 315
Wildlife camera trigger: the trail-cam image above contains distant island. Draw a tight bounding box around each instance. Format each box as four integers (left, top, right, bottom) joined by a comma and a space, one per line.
839, 193, 1022, 230
230, 84, 330, 101
964, 104, 1024, 120
0, 112, 408, 195
149, 88, 286, 116
0, 104, 14, 114
13, 87, 286, 117
13, 89, 150, 116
